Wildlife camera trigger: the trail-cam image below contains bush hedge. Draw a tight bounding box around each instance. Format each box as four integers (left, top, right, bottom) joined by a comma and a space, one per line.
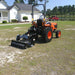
11, 19, 18, 23
2, 20, 7, 23
23, 16, 28, 21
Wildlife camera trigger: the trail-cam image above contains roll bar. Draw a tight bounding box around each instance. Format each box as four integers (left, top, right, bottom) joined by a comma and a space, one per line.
32, 4, 46, 20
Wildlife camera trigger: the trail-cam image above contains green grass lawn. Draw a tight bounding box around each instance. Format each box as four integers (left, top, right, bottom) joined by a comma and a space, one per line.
0, 24, 31, 30
0, 21, 75, 75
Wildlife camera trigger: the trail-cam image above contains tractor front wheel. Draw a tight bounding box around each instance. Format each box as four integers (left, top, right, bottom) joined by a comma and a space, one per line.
56, 30, 61, 38
43, 27, 53, 42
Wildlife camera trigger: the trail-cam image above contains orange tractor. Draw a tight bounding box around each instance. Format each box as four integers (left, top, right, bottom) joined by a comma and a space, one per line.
11, 4, 61, 49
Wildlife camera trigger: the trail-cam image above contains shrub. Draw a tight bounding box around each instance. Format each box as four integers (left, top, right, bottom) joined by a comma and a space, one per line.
2, 20, 7, 23
23, 16, 28, 22
11, 19, 18, 23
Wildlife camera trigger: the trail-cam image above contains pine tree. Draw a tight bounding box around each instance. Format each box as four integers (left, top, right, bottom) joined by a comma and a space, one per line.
15, 0, 24, 3
15, 0, 20, 3
20, 0, 24, 3
28, 0, 35, 4
28, 0, 44, 4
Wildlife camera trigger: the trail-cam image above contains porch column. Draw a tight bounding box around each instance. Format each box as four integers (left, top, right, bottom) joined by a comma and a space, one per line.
1, 11, 3, 21
8, 11, 10, 22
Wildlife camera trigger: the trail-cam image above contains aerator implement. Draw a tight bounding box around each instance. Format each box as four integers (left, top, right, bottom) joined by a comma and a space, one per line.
11, 4, 61, 49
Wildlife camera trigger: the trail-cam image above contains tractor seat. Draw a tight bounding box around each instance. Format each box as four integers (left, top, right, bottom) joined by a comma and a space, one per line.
46, 22, 51, 25
37, 19, 43, 27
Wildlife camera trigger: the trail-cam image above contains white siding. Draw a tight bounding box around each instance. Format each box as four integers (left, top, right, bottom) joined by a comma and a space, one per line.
19, 11, 42, 22
20, 12, 32, 21
9, 6, 18, 22
0, 2, 42, 22
0, 11, 8, 23
0, 2, 7, 9
0, 1, 8, 22
8, 10, 10, 22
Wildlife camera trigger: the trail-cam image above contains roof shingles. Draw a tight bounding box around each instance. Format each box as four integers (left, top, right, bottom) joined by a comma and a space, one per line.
7, 3, 39, 11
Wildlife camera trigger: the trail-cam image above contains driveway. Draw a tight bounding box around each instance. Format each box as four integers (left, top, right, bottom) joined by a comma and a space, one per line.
0, 22, 31, 26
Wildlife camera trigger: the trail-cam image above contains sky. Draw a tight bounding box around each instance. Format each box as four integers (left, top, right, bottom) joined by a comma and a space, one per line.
5, 0, 75, 10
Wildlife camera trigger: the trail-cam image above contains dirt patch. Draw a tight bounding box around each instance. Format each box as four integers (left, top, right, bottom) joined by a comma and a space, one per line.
14, 27, 21, 29
66, 25, 73, 27
0, 29, 12, 32
64, 28, 75, 30
0, 37, 15, 41
13, 27, 27, 31
32, 53, 48, 58
0, 38, 3, 41
0, 52, 15, 66
51, 71, 57, 75
0, 46, 8, 48
27, 52, 48, 60
0, 50, 23, 67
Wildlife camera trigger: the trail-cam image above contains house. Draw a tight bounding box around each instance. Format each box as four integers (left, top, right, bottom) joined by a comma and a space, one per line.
0, 0, 41, 23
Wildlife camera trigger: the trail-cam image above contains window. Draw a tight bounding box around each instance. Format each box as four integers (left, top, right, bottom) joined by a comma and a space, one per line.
0, 13, 1, 17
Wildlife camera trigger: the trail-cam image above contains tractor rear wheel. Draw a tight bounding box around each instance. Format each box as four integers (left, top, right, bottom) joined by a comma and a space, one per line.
56, 30, 61, 38
43, 27, 53, 42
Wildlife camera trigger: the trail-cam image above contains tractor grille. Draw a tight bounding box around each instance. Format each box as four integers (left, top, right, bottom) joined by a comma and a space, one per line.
55, 24, 57, 28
